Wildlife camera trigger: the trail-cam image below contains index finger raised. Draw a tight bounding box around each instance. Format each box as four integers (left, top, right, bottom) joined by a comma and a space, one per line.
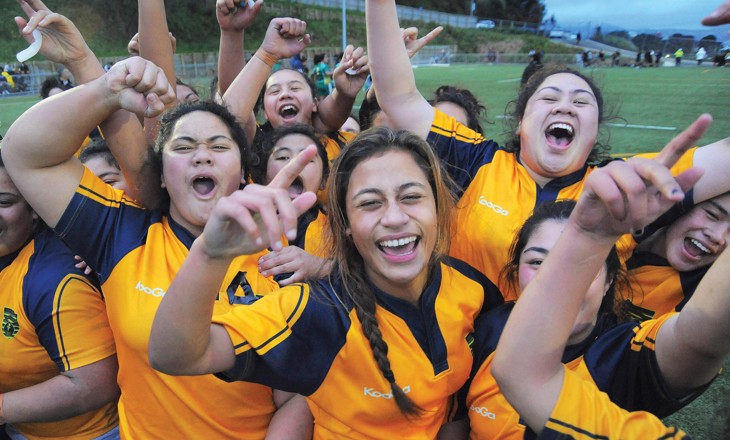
654, 114, 712, 169
267, 144, 319, 190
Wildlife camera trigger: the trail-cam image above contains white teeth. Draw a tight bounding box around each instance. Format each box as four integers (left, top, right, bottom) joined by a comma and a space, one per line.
548, 123, 574, 134
281, 105, 296, 112
691, 238, 711, 254
380, 236, 417, 248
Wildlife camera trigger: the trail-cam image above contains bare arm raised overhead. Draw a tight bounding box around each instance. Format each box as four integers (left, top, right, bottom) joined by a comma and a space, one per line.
365, 0, 435, 138
1, 57, 175, 227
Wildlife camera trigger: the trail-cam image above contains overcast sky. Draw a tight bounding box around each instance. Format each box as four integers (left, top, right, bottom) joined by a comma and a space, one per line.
542, 0, 730, 38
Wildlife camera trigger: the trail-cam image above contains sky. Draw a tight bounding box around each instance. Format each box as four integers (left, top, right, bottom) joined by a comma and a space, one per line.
542, 0, 730, 39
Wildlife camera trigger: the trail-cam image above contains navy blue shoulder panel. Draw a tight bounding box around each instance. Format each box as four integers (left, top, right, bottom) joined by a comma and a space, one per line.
219, 280, 354, 395
23, 228, 102, 371
54, 185, 162, 283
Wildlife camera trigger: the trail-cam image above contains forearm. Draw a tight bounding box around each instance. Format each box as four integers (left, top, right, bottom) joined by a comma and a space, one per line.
99, 110, 163, 208
365, 0, 432, 137
656, 247, 730, 392
218, 30, 246, 95
65, 51, 105, 86
314, 89, 355, 132
138, 0, 176, 87
266, 393, 313, 440
0, 356, 119, 424
222, 50, 273, 125
149, 239, 233, 374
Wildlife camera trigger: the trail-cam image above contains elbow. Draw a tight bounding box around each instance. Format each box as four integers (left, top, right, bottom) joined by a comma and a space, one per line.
147, 343, 179, 375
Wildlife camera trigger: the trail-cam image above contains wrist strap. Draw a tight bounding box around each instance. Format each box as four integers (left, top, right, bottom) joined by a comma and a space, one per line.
254, 49, 278, 68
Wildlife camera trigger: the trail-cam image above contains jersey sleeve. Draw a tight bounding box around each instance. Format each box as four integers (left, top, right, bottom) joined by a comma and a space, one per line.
213, 283, 349, 395
427, 109, 502, 196
53, 166, 154, 281
541, 366, 688, 439
24, 229, 115, 372
589, 314, 714, 418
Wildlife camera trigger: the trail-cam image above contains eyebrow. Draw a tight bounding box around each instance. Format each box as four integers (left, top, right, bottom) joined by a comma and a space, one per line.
98, 171, 121, 180
523, 246, 549, 255
352, 182, 426, 199
537, 86, 595, 97
172, 135, 233, 143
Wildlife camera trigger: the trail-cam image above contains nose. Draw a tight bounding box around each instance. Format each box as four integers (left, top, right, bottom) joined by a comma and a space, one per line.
381, 201, 409, 227
551, 97, 575, 116
192, 147, 213, 165
708, 222, 730, 249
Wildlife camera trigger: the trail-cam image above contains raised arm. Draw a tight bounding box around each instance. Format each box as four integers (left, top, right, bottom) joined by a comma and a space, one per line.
222, 17, 310, 141
1, 58, 174, 227
216, 0, 263, 96
491, 115, 709, 432
149, 146, 318, 375
313, 45, 369, 132
137, 0, 176, 91
365, 0, 434, 138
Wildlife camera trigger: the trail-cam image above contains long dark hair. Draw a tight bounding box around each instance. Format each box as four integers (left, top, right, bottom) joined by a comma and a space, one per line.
499, 200, 629, 321
324, 127, 456, 418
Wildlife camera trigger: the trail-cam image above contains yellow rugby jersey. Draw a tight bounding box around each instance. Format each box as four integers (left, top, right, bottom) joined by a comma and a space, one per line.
619, 229, 707, 321
54, 168, 281, 439
427, 110, 697, 298
0, 228, 117, 440
462, 305, 709, 439
213, 258, 504, 439
541, 366, 689, 439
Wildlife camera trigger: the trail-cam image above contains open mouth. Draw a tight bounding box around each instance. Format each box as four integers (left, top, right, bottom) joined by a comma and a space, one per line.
279, 104, 299, 120
287, 177, 304, 199
545, 123, 575, 147
377, 236, 419, 256
685, 237, 711, 258
192, 176, 216, 196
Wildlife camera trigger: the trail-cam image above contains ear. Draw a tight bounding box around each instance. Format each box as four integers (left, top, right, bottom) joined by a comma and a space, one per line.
312, 98, 319, 114
515, 121, 521, 136
160, 173, 166, 189
345, 226, 351, 235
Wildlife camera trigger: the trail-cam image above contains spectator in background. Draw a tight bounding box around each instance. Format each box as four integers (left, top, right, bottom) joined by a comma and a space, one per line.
612, 50, 620, 66
644, 50, 654, 67
576, 32, 581, 45
0, 66, 14, 94
674, 48, 684, 66
521, 50, 544, 85
18, 61, 29, 74
310, 53, 332, 98
655, 50, 663, 67
696, 47, 707, 65
39, 77, 64, 99
57, 66, 74, 89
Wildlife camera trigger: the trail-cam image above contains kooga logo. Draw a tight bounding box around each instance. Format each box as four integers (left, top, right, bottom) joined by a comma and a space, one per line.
363, 385, 411, 399
136, 281, 166, 297
478, 196, 509, 216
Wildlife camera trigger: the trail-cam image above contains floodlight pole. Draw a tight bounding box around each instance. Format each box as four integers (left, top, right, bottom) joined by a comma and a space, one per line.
342, 0, 347, 51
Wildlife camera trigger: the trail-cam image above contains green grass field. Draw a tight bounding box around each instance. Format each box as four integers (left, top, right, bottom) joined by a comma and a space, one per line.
0, 63, 729, 437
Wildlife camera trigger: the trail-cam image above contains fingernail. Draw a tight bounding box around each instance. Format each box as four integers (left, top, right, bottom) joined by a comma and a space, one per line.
274, 240, 283, 251
255, 237, 264, 246
287, 229, 297, 240
23, 25, 30, 33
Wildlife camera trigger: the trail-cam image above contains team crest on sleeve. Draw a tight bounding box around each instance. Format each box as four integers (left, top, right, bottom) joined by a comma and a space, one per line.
2, 307, 20, 339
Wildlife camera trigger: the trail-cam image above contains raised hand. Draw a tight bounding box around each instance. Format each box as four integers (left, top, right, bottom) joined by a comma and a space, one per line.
572, 114, 711, 239
258, 17, 311, 62
104, 57, 176, 118
258, 246, 332, 285
332, 45, 370, 99
199, 146, 319, 260
15, 0, 93, 66
216, 0, 263, 33
402, 26, 443, 59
